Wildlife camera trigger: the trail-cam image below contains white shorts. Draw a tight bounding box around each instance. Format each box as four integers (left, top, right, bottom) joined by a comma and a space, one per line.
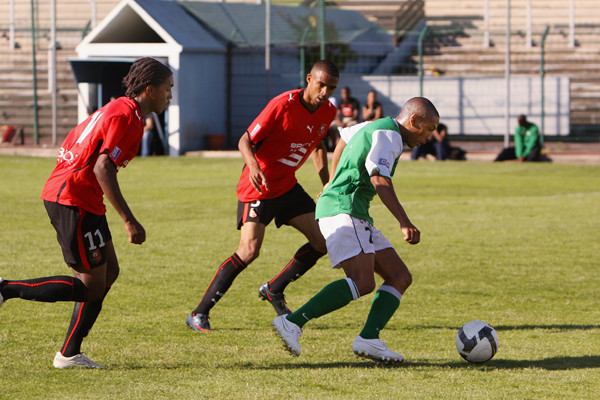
318, 213, 393, 268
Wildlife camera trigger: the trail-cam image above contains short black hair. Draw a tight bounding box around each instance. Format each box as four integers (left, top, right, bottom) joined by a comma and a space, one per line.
122, 57, 173, 98
311, 60, 339, 78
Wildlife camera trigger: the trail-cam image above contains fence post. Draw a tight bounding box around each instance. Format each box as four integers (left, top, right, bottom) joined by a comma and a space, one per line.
319, 0, 326, 59
540, 25, 550, 145
418, 24, 429, 97
30, 0, 39, 145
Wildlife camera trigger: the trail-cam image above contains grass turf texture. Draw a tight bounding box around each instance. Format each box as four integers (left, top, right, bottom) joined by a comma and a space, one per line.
0, 154, 599, 399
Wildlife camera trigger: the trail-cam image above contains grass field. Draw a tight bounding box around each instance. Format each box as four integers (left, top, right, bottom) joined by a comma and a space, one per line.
0, 154, 599, 400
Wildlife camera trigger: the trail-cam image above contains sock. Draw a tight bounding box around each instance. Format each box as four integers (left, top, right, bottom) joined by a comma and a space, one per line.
61, 286, 111, 357
192, 253, 247, 316
287, 278, 360, 328
0, 276, 87, 302
268, 243, 324, 294
358, 285, 402, 340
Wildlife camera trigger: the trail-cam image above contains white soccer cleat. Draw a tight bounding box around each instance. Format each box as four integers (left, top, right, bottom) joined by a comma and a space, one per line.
53, 352, 105, 369
353, 336, 405, 364
272, 315, 302, 357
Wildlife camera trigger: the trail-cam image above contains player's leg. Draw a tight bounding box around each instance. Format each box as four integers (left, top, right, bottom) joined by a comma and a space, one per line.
353, 246, 410, 364
287, 251, 372, 328
265, 212, 326, 292
260, 186, 326, 315
0, 275, 87, 303
0, 202, 107, 304
273, 214, 369, 356
58, 240, 119, 360
274, 253, 368, 357
359, 247, 411, 340
188, 222, 264, 331
51, 207, 113, 369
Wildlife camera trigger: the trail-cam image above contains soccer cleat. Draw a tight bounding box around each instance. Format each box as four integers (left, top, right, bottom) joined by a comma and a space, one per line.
272, 315, 302, 357
186, 312, 212, 332
53, 352, 105, 369
258, 283, 292, 316
0, 277, 4, 308
352, 336, 405, 364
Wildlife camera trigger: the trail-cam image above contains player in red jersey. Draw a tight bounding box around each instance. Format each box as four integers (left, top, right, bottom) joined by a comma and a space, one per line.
0, 57, 173, 369
187, 60, 339, 332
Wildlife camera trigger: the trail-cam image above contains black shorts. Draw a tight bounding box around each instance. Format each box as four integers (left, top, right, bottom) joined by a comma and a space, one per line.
44, 200, 112, 270
237, 183, 316, 229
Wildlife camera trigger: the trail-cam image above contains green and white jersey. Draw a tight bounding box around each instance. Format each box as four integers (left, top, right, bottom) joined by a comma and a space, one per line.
316, 117, 404, 224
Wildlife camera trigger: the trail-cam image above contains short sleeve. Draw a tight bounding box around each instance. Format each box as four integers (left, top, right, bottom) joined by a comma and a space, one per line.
101, 115, 141, 168
247, 99, 279, 144
365, 130, 403, 179
339, 121, 371, 143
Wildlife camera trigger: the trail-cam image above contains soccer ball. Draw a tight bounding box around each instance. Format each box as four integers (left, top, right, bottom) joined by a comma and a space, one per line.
456, 320, 499, 363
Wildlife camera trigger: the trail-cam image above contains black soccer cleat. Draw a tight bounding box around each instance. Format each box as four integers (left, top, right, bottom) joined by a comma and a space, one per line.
186, 312, 212, 332
258, 283, 292, 316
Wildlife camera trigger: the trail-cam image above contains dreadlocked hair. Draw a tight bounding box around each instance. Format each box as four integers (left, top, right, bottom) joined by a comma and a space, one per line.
122, 57, 172, 99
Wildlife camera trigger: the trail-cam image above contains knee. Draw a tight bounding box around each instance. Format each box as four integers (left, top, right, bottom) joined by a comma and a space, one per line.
85, 284, 105, 302
393, 271, 412, 293
106, 263, 120, 286
354, 277, 376, 297
237, 245, 260, 264
401, 271, 413, 291
311, 237, 327, 255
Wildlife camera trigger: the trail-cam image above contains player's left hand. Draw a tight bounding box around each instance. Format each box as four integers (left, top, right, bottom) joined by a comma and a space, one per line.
316, 183, 329, 200
125, 219, 146, 245
402, 224, 420, 245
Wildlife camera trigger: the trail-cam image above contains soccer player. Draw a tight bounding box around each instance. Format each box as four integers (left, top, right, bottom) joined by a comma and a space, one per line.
273, 97, 439, 364
186, 60, 339, 332
0, 57, 173, 368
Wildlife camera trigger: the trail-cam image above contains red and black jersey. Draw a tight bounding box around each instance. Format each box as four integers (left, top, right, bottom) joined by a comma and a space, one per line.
41, 97, 144, 214
237, 89, 336, 202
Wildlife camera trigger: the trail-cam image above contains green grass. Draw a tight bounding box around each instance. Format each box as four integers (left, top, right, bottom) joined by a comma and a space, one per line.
1, 155, 599, 399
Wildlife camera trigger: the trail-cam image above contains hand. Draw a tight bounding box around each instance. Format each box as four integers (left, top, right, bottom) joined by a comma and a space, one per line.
125, 219, 146, 244
401, 223, 420, 245
316, 182, 329, 200
248, 165, 269, 195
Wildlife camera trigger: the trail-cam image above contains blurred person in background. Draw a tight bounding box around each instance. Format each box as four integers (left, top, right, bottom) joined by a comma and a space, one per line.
495, 115, 546, 162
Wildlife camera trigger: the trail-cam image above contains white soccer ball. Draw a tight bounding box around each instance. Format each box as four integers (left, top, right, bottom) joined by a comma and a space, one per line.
456, 320, 499, 363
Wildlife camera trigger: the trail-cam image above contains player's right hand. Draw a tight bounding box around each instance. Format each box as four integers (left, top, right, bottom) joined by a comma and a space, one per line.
249, 167, 269, 194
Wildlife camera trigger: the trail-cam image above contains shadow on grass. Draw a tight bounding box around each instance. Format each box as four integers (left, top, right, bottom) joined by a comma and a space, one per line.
410, 355, 600, 370
410, 324, 600, 331
229, 355, 600, 371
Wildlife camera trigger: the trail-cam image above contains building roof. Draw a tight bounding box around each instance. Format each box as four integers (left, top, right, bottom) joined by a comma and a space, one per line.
81, 0, 225, 52
178, 0, 392, 47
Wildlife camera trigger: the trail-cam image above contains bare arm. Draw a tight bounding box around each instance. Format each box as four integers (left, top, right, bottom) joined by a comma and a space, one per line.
352, 106, 359, 121
371, 171, 420, 245
374, 104, 383, 120
317, 137, 345, 200
336, 109, 344, 126
362, 105, 369, 121
311, 140, 329, 186
238, 132, 269, 194
329, 137, 346, 184
94, 154, 145, 244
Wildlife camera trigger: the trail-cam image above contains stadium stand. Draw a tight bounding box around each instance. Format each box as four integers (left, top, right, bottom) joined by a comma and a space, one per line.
0, 0, 598, 145
421, 0, 600, 137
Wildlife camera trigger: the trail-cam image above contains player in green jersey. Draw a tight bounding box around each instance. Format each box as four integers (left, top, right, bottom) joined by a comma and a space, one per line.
273, 97, 439, 364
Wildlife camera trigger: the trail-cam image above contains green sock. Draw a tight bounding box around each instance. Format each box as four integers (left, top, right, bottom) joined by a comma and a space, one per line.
287, 278, 359, 328
358, 286, 401, 339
